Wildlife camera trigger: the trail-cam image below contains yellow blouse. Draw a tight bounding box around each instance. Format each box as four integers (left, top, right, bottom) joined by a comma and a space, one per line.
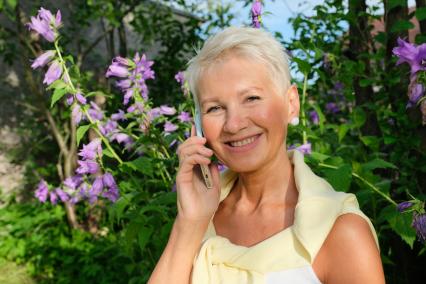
190, 150, 379, 283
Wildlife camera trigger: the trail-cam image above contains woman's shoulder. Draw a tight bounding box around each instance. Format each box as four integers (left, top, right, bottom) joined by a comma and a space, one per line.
313, 213, 385, 283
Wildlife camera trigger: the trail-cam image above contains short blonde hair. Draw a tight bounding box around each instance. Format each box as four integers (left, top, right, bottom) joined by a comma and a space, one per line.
186, 26, 291, 99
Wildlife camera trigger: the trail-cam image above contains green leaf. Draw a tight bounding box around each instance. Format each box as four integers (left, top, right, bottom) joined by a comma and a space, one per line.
5, 0, 16, 9
46, 80, 68, 91
415, 34, 426, 44
311, 104, 326, 133
390, 20, 415, 33
382, 205, 417, 248
362, 158, 398, 171
374, 32, 387, 45
50, 87, 68, 108
388, 0, 407, 10
123, 157, 154, 177
309, 151, 329, 162
138, 226, 153, 252
76, 125, 91, 146
338, 124, 350, 142
359, 78, 374, 87
103, 148, 115, 158
352, 107, 366, 128
374, 179, 391, 195
109, 196, 129, 222
322, 164, 352, 192
292, 57, 311, 74
415, 7, 426, 21
360, 136, 380, 151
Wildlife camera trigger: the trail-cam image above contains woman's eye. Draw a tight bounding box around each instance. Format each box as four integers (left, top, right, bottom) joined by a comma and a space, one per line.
247, 95, 260, 102
206, 106, 221, 113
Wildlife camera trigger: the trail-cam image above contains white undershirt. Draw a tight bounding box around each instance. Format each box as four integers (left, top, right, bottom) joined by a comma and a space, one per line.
265, 265, 322, 284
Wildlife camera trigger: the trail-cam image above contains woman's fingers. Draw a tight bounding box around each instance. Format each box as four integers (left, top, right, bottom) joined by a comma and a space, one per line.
209, 163, 221, 189
177, 137, 212, 162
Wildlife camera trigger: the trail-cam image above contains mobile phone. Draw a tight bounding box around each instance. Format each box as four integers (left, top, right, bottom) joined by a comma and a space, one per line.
193, 96, 213, 189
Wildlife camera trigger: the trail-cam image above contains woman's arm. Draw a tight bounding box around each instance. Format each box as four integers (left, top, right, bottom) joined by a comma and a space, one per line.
313, 213, 385, 284
148, 126, 221, 283
147, 215, 209, 284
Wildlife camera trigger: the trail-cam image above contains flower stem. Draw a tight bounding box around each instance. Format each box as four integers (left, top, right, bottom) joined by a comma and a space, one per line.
318, 162, 397, 206
54, 39, 123, 165
301, 73, 308, 145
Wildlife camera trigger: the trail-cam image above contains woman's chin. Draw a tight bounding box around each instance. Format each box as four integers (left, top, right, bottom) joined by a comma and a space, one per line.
223, 159, 264, 173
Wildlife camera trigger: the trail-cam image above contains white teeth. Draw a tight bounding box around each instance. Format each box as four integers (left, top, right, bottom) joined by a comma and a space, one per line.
230, 136, 256, 147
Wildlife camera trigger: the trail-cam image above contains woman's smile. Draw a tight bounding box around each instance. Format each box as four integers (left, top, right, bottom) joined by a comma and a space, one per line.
223, 133, 262, 153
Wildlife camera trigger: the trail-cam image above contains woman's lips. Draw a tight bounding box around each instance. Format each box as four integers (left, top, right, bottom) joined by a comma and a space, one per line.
223, 134, 262, 153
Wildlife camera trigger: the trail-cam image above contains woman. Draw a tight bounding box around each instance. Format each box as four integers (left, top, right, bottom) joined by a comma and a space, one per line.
149, 27, 385, 284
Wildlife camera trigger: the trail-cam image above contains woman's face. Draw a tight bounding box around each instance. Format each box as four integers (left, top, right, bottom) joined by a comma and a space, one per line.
198, 55, 298, 173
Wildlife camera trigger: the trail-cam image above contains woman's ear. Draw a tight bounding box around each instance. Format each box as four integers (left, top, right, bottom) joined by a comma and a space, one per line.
286, 85, 300, 122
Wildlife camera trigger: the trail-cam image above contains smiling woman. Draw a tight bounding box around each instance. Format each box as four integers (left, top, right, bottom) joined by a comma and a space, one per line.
148, 27, 385, 284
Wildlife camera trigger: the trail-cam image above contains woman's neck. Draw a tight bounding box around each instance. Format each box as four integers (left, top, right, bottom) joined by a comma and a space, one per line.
231, 148, 298, 212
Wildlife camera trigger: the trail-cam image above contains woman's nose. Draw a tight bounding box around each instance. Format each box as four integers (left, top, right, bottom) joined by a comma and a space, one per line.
223, 107, 248, 134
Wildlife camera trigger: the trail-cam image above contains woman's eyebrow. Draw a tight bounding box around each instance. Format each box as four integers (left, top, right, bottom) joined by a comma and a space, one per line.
200, 97, 219, 107
237, 86, 262, 95
200, 87, 263, 106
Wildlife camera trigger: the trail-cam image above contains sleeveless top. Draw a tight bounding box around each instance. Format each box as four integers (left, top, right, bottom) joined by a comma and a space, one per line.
190, 150, 379, 284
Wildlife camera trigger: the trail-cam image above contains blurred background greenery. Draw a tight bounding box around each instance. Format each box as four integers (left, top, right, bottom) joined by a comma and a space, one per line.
0, 0, 425, 283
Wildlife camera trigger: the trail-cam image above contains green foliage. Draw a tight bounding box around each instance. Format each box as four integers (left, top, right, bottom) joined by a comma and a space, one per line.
1, 0, 425, 283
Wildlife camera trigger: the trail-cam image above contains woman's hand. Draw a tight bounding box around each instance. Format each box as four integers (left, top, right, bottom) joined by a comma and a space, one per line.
175, 125, 221, 223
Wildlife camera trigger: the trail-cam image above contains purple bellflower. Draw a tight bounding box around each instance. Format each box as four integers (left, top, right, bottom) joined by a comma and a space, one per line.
175, 71, 185, 85
35, 180, 49, 203
43, 60, 62, 85
164, 121, 178, 133
288, 142, 312, 155
106, 52, 155, 104
55, 188, 69, 202
75, 92, 87, 105
251, 0, 262, 28
412, 213, 426, 243
159, 105, 177, 116
102, 173, 117, 188
397, 201, 414, 212
50, 191, 58, 204
63, 175, 83, 190
27, 8, 61, 42
392, 38, 426, 75
325, 102, 340, 114
76, 160, 99, 175
178, 111, 192, 123
309, 111, 319, 125
31, 50, 55, 69
407, 78, 425, 107
111, 109, 126, 121
72, 104, 83, 125
78, 139, 102, 160
88, 101, 104, 121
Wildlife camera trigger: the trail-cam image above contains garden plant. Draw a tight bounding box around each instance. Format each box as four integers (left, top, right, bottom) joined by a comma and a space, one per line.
0, 0, 425, 283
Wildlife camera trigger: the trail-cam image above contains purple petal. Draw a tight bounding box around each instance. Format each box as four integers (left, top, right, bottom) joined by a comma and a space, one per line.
43, 60, 62, 85
159, 105, 176, 116
177, 111, 192, 123
35, 180, 49, 203
106, 64, 129, 78
31, 50, 55, 69
50, 191, 58, 204
102, 173, 117, 188
55, 188, 69, 202
164, 121, 178, 133
397, 201, 414, 212
76, 92, 87, 105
